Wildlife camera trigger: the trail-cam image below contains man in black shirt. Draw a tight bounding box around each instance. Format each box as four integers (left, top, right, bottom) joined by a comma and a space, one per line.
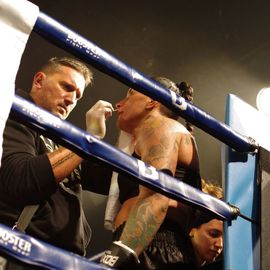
0, 56, 113, 257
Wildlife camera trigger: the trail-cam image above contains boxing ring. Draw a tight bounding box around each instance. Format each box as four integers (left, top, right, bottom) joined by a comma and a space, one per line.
0, 0, 269, 269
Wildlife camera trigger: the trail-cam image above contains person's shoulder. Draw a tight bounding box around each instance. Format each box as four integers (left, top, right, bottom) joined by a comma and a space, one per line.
5, 117, 38, 139
158, 115, 189, 133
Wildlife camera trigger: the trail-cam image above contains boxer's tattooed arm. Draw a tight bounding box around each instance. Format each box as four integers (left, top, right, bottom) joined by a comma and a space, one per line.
120, 193, 168, 255
119, 120, 178, 254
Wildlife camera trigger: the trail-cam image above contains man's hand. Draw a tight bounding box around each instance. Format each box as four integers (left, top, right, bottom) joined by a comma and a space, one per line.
86, 100, 114, 139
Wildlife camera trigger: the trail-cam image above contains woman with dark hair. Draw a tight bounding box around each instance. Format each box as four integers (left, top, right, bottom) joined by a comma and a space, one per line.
100, 77, 203, 269
169, 180, 223, 270
167, 209, 223, 270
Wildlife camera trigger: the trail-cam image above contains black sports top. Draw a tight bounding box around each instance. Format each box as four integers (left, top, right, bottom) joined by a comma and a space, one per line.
118, 153, 201, 204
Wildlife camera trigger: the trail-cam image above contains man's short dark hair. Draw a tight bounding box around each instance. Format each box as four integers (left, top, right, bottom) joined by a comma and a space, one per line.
40, 56, 93, 88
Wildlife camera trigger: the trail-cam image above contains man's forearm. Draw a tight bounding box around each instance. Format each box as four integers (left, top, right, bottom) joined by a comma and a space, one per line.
48, 146, 83, 183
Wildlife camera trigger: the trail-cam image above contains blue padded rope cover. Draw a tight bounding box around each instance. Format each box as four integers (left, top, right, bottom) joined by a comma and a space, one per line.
11, 95, 237, 222
0, 223, 109, 270
33, 12, 257, 153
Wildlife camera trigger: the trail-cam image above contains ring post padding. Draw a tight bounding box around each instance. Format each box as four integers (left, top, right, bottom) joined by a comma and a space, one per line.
224, 94, 260, 270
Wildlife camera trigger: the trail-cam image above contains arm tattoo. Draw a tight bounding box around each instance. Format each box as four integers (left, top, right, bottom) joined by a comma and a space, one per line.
121, 119, 178, 252
120, 194, 168, 253
143, 130, 178, 173
183, 134, 191, 145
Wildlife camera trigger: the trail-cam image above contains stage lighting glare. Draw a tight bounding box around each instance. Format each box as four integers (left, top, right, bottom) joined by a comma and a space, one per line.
256, 87, 270, 117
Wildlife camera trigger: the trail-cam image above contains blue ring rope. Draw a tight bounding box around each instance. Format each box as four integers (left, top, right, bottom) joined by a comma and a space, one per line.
33, 12, 258, 153
11, 95, 237, 222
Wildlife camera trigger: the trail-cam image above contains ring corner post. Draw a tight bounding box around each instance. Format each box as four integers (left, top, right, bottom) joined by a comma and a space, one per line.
223, 94, 260, 270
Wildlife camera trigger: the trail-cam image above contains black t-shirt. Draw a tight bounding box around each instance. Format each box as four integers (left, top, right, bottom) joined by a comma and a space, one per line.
0, 89, 92, 255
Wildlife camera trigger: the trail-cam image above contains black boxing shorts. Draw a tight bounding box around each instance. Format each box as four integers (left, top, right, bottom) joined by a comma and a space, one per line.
113, 220, 185, 270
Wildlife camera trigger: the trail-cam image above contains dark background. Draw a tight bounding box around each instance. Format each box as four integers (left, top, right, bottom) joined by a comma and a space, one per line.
16, 0, 270, 255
